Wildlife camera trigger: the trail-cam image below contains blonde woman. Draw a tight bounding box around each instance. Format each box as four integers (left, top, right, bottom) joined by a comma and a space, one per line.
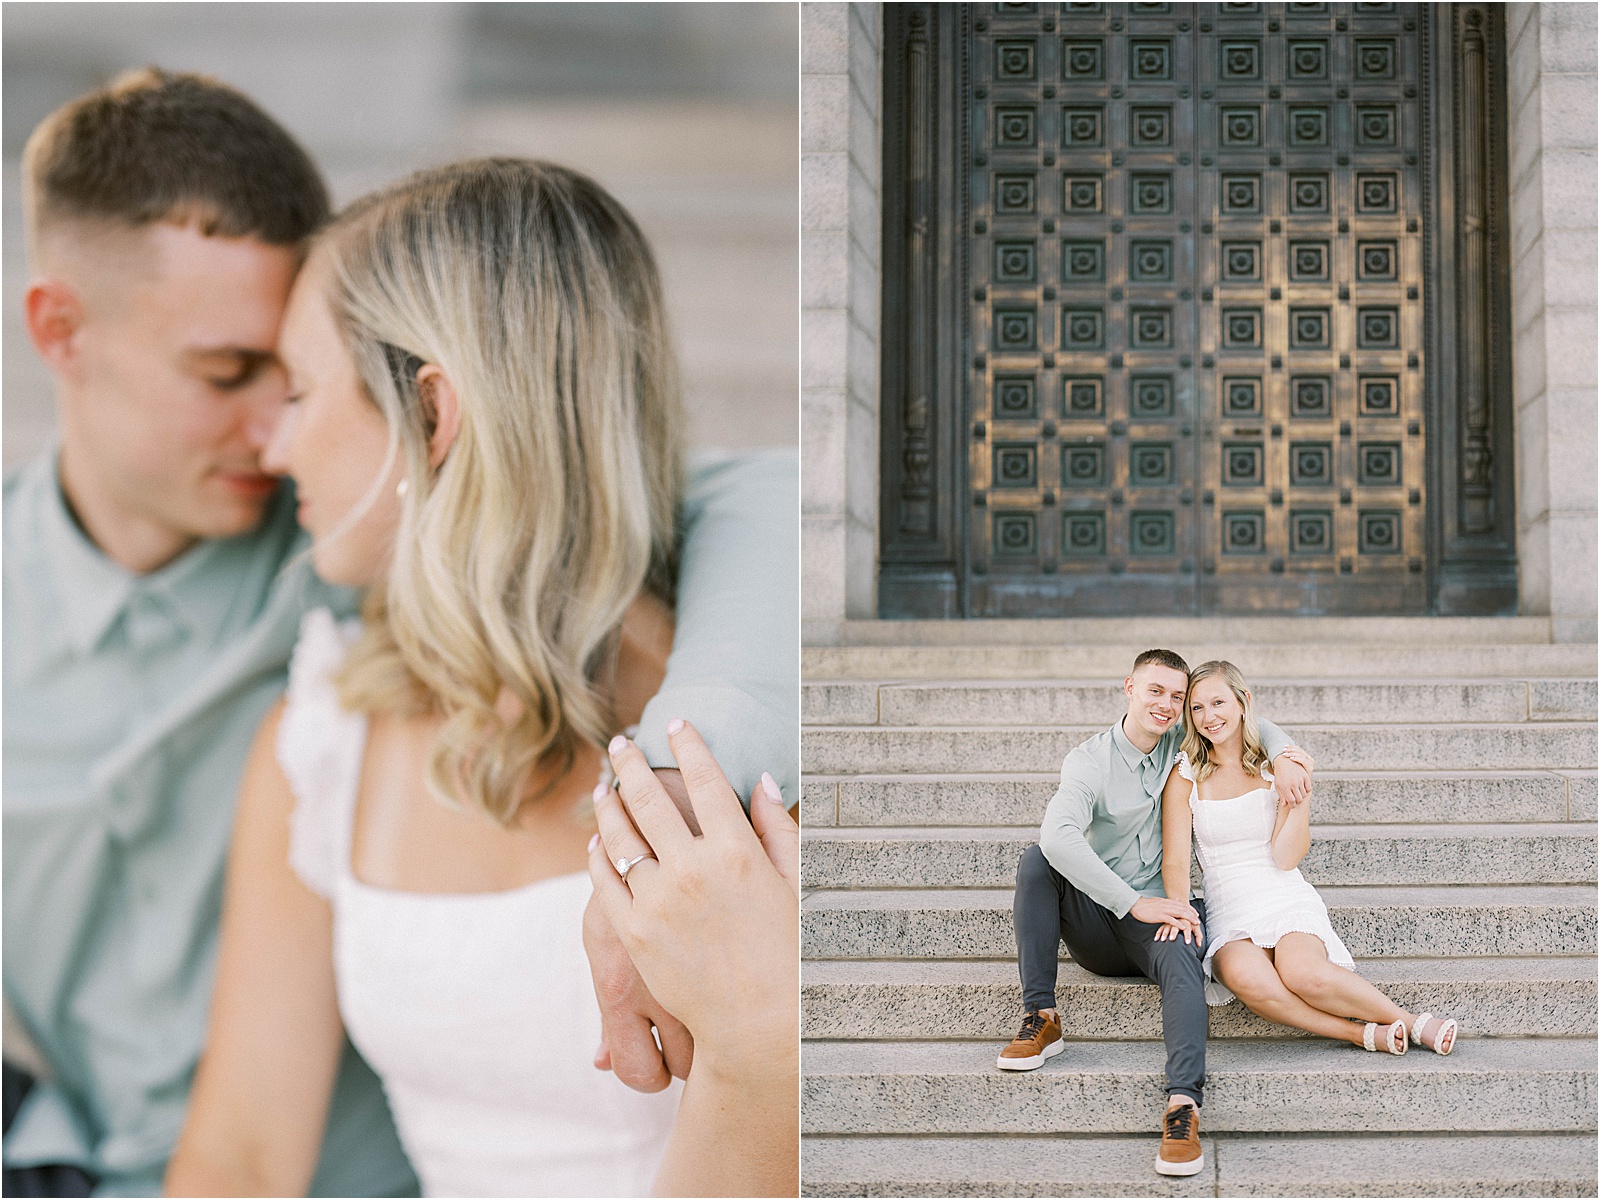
165, 160, 797, 1197
1158, 661, 1458, 1058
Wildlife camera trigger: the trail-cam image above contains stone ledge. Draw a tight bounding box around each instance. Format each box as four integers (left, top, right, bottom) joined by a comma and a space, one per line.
801, 1038, 1598, 1135
801, 957, 1598, 1040
801, 885, 1599, 960
800, 823, 1597, 889
803, 723, 1599, 775
816, 771, 1580, 827
800, 1132, 1600, 1198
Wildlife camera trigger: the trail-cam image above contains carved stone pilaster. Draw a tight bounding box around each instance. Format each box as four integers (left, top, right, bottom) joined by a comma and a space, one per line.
898, 8, 935, 535
1457, 5, 1495, 534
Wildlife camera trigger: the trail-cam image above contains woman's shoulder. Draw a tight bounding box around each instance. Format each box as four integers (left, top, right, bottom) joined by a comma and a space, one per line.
1163, 751, 1197, 800
288, 607, 362, 682
1174, 750, 1197, 784
277, 607, 366, 899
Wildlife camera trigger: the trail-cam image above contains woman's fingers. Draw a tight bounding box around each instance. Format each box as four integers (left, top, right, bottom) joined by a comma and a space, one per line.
663, 719, 748, 839
749, 772, 799, 897
607, 735, 694, 854
587, 826, 639, 933
591, 782, 659, 891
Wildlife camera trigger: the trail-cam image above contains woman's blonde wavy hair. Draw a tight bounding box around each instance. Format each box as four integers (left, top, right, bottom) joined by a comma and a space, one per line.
316, 158, 683, 824
1179, 660, 1270, 784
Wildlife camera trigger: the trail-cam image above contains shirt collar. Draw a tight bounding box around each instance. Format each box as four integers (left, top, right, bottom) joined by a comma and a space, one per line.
1110, 715, 1160, 771
31, 449, 251, 656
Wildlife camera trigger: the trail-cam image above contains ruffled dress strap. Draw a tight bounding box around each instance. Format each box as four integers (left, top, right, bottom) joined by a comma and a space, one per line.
1175, 750, 1197, 782
1175, 750, 1201, 803
276, 607, 366, 900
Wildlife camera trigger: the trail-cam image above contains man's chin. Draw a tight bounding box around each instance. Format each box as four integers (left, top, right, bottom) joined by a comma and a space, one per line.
188, 494, 276, 540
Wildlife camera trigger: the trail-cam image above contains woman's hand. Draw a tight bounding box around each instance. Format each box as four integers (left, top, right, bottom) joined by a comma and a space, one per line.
587, 720, 798, 1080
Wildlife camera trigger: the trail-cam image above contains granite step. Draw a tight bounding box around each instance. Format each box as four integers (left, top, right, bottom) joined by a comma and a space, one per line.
827, 616, 1562, 647
801, 885, 1599, 960
803, 722, 1599, 775
800, 770, 1598, 827
801, 957, 1599, 1040
805, 678, 1598, 727
800, 1037, 1597, 1135
803, 643, 1597, 681
799, 1132, 1600, 1197
801, 824, 1599, 889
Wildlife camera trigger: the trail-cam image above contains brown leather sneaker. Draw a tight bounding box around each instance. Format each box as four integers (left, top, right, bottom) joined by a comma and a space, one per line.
995, 1009, 1063, 1071
1155, 1101, 1204, 1176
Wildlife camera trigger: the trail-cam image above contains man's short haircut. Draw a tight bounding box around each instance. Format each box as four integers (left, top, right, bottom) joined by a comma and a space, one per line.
1133, 648, 1190, 677
22, 67, 330, 254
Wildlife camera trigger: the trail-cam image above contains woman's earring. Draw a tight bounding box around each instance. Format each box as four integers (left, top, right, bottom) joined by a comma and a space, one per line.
396, 478, 410, 499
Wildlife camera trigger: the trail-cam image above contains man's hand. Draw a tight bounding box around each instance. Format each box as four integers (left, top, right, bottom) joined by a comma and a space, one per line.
582, 882, 693, 1091
1271, 748, 1314, 808
1130, 896, 1201, 944
580, 768, 696, 1091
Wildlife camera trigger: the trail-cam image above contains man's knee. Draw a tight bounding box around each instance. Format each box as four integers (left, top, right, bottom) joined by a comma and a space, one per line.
1145, 934, 1206, 987
1016, 843, 1055, 892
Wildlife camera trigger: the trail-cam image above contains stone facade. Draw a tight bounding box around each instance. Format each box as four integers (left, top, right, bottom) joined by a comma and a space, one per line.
1507, 3, 1599, 643
801, 2, 882, 643
802, 2, 1599, 642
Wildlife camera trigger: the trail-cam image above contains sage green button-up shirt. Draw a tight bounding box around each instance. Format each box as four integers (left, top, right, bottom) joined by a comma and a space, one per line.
1038, 715, 1294, 917
3, 445, 798, 1195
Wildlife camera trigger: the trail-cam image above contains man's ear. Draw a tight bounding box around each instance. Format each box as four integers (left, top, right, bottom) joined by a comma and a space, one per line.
24, 280, 86, 378
415, 363, 462, 469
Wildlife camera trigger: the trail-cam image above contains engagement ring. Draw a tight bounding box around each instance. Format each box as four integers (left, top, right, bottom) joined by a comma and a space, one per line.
615, 853, 654, 880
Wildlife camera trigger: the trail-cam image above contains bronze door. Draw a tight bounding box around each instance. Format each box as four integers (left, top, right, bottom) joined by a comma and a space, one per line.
878, 3, 1519, 618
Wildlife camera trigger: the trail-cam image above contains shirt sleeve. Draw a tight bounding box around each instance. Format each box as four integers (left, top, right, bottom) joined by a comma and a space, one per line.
1038, 746, 1142, 917
632, 448, 799, 810
1256, 717, 1295, 761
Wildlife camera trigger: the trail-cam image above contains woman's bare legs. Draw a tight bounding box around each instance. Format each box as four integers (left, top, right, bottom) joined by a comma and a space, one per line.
1215, 934, 1457, 1051
1211, 939, 1368, 1046
1271, 933, 1456, 1051
1272, 932, 1408, 1020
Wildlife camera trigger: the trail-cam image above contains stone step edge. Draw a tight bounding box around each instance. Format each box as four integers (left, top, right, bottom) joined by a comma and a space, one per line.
798, 1132, 1600, 1198
828, 615, 1563, 641
804, 720, 1600, 733
799, 1040, 1598, 1136
806, 774, 1593, 784
803, 883, 1600, 901
807, 674, 1594, 685
802, 954, 1598, 975
800, 1037, 1598, 1068
801, 821, 1598, 838
802, 648, 1599, 681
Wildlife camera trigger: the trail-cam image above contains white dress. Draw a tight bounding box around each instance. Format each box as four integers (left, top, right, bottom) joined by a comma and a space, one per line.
277, 608, 678, 1197
1178, 752, 1356, 1006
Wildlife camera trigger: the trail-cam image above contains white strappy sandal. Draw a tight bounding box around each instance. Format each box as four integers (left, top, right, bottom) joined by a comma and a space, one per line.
1409, 1012, 1458, 1055
1362, 1019, 1408, 1055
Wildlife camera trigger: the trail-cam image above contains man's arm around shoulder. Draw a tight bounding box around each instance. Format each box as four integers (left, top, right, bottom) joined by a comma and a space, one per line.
633, 449, 797, 804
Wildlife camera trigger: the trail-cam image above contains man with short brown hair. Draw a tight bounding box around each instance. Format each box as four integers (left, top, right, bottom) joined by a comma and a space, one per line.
6, 66, 797, 1196
1000, 650, 1312, 1178
5, 66, 420, 1199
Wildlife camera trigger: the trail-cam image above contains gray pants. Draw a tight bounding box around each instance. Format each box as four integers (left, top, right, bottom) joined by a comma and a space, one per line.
1013, 843, 1209, 1106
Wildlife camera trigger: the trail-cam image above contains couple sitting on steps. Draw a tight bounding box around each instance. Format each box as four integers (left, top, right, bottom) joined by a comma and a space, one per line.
999, 649, 1460, 1178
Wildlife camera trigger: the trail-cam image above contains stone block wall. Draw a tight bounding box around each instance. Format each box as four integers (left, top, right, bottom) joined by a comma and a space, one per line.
802, 2, 882, 644
1507, 3, 1599, 642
